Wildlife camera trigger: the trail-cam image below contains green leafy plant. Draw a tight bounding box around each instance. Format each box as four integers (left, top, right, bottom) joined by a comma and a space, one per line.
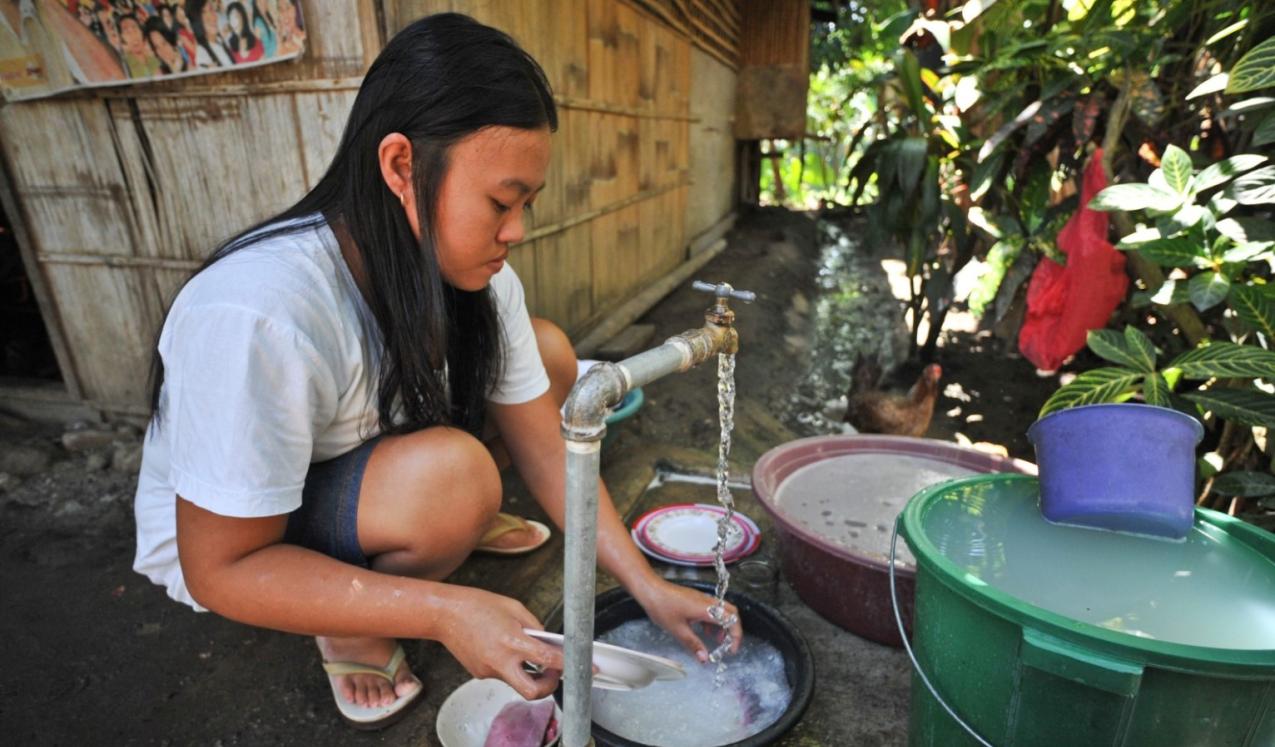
1088, 144, 1275, 327
1041, 327, 1275, 428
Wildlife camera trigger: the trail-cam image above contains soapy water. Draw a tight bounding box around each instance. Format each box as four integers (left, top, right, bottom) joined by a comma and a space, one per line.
708, 352, 740, 674
924, 480, 1275, 650
593, 619, 792, 747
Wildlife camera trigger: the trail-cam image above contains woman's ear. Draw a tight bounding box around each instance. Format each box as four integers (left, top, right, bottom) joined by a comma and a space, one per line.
377, 132, 414, 206
378, 132, 422, 238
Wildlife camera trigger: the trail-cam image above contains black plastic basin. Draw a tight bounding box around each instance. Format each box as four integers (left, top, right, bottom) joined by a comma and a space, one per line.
557, 580, 815, 747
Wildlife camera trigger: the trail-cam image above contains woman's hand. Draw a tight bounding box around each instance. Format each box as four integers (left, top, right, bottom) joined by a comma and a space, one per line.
435, 586, 564, 699
631, 577, 743, 663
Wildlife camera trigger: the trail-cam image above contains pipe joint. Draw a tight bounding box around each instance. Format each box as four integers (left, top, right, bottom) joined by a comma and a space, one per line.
561, 362, 626, 442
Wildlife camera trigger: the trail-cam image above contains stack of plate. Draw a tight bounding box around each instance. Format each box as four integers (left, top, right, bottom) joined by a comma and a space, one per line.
630, 503, 761, 567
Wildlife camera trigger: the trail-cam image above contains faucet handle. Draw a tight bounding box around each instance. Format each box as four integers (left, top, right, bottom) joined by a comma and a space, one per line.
692, 280, 756, 304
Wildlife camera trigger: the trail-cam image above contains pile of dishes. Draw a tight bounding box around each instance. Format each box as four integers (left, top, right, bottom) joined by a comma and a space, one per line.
630, 503, 761, 567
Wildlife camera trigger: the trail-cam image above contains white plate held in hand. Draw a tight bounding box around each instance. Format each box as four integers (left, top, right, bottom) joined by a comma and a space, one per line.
522, 629, 685, 691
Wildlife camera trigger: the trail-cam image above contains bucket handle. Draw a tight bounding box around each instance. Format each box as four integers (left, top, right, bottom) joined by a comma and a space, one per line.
890, 517, 995, 747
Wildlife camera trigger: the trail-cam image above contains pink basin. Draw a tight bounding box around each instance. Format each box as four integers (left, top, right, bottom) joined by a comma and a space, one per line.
752, 435, 1035, 646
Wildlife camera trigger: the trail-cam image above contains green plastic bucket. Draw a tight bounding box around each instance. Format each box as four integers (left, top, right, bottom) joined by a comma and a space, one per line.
896, 474, 1275, 747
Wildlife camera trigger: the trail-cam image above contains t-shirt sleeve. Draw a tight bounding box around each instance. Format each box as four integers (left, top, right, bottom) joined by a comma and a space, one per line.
160, 303, 338, 517
488, 265, 550, 405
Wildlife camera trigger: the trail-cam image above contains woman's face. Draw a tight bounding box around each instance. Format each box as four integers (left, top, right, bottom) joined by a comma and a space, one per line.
201, 4, 218, 37
120, 18, 146, 55
426, 126, 551, 292
229, 8, 244, 33
150, 30, 180, 66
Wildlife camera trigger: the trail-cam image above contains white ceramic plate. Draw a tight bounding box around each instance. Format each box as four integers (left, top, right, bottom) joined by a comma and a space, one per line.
523, 629, 685, 691
436, 678, 561, 747
635, 504, 757, 562
631, 528, 761, 567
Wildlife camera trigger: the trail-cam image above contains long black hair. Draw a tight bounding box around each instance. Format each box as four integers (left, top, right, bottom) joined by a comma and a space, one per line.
186, 0, 226, 66
150, 13, 558, 437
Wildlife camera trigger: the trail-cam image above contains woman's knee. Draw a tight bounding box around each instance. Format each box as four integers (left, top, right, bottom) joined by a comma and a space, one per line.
358, 427, 501, 559
532, 317, 577, 407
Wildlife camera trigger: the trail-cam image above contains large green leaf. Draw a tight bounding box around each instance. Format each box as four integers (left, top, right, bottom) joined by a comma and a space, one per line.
1193, 154, 1267, 192
1216, 217, 1275, 244
1116, 226, 1161, 248
1039, 368, 1143, 418
1142, 372, 1171, 407
1186, 73, 1228, 100
1188, 271, 1231, 311
969, 150, 1004, 202
1159, 145, 1193, 194
1168, 342, 1275, 379
1255, 111, 1275, 148
1124, 326, 1158, 372
1221, 243, 1275, 263
1158, 205, 1208, 237
1149, 279, 1191, 306
898, 50, 927, 123
1226, 36, 1275, 95
1232, 166, 1275, 206
1125, 236, 1205, 267
896, 137, 928, 195
1211, 471, 1275, 498
1183, 388, 1275, 428
1229, 285, 1275, 339
1088, 184, 1181, 213
1086, 329, 1147, 371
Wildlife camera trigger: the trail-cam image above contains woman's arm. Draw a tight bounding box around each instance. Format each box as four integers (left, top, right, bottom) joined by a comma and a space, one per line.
176, 497, 564, 697
488, 392, 742, 659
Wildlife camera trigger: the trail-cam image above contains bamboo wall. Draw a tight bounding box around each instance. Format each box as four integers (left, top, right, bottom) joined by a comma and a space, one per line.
0, 0, 742, 416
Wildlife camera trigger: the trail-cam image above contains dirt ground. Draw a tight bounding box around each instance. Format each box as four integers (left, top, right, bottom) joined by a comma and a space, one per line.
0, 207, 1060, 745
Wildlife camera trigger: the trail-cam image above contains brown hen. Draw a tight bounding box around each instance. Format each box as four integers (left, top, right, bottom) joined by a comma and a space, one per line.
844, 357, 942, 437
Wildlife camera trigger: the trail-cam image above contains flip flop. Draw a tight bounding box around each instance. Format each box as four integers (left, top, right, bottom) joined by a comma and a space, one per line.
322, 644, 423, 731
476, 512, 552, 555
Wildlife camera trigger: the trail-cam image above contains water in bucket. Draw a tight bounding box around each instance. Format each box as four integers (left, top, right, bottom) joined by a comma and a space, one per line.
922, 479, 1275, 649
592, 619, 792, 747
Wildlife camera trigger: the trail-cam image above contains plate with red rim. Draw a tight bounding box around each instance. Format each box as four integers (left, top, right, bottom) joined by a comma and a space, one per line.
631, 528, 760, 567
632, 504, 761, 564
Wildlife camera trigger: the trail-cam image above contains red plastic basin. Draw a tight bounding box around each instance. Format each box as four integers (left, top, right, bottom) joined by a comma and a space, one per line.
752, 435, 1035, 646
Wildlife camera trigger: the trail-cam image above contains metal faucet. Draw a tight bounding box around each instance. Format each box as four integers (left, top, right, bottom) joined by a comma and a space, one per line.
558, 280, 753, 747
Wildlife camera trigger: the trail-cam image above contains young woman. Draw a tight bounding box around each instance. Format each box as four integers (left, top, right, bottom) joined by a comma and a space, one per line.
249, 0, 276, 58
145, 16, 189, 74
133, 12, 740, 731
223, 1, 261, 63
186, 0, 231, 68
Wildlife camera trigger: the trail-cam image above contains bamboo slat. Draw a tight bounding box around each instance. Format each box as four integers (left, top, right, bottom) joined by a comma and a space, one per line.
533, 223, 594, 332
40, 264, 164, 405
0, 100, 136, 256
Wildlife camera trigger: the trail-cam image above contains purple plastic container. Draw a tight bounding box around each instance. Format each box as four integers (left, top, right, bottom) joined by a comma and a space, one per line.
1027, 403, 1204, 539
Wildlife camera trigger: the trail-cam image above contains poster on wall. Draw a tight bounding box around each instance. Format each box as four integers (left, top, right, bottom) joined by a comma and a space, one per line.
0, 0, 306, 103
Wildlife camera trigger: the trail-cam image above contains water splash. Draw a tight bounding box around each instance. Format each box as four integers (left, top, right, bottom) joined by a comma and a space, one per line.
708, 352, 740, 677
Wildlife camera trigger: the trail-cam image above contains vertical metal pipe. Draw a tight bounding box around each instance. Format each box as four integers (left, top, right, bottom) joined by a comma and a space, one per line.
563, 440, 601, 747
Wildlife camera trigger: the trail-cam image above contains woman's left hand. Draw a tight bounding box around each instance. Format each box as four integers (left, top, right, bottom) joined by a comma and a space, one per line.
632, 577, 743, 663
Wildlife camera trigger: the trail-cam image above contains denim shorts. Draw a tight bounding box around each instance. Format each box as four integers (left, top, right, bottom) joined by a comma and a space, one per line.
284, 438, 380, 568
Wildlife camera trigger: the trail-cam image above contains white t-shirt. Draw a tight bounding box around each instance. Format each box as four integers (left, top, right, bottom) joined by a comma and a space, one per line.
133, 215, 549, 609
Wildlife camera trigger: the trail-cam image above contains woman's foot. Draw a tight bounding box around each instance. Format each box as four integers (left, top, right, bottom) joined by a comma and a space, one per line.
316, 636, 421, 708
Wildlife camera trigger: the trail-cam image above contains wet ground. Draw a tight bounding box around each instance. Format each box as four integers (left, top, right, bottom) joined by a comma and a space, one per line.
0, 208, 1061, 745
